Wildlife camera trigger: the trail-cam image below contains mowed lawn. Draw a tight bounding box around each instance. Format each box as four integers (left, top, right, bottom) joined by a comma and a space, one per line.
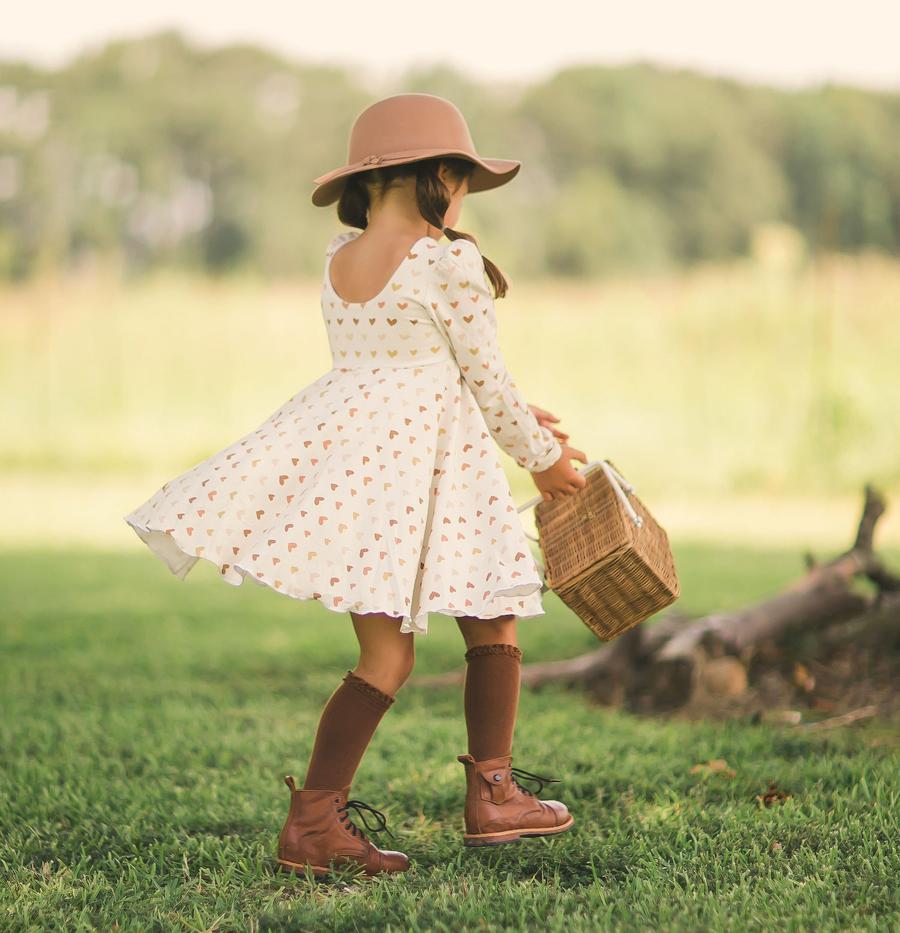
1, 543, 897, 931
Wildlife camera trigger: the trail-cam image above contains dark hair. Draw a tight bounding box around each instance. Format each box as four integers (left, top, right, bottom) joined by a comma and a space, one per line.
335, 156, 511, 298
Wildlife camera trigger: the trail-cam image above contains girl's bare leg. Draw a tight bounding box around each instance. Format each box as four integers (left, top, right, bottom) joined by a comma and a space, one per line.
455, 612, 517, 649
349, 611, 416, 695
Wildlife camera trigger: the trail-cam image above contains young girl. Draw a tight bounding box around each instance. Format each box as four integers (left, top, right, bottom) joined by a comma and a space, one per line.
123, 92, 587, 878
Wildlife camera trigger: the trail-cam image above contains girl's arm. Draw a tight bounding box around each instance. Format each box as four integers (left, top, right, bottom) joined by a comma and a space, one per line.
427, 239, 563, 473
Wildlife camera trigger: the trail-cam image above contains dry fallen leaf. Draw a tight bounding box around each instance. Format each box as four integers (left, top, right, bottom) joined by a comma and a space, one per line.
690, 758, 737, 778
756, 782, 792, 807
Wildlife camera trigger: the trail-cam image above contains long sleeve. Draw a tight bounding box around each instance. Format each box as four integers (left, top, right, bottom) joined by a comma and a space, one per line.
426, 238, 563, 473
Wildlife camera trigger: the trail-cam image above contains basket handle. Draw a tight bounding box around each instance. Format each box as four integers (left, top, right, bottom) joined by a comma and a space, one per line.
517, 458, 644, 545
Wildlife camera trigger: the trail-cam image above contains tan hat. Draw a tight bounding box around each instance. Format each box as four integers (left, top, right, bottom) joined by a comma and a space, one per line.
310, 92, 521, 208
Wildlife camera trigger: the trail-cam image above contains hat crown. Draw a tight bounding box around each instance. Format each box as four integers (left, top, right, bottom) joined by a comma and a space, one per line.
347, 93, 477, 164
310, 92, 520, 207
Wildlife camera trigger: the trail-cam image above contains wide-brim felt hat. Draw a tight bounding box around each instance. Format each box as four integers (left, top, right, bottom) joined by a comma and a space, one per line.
310, 92, 521, 207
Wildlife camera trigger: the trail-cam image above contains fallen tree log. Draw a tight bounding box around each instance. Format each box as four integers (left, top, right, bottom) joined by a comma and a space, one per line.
641, 485, 897, 710
410, 484, 900, 713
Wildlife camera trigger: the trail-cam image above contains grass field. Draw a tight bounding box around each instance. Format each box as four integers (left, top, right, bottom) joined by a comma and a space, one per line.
3, 253, 898, 928
2, 543, 897, 930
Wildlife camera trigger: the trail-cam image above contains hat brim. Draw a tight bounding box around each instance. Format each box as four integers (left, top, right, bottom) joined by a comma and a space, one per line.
310, 153, 521, 207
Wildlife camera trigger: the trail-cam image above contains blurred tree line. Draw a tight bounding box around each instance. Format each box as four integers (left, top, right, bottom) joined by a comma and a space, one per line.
0, 29, 897, 281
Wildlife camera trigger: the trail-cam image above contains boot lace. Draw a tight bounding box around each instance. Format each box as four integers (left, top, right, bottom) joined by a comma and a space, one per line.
336, 798, 396, 841
510, 766, 561, 798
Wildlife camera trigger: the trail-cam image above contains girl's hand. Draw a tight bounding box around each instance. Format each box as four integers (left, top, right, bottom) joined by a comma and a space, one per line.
532, 443, 588, 501
527, 403, 570, 443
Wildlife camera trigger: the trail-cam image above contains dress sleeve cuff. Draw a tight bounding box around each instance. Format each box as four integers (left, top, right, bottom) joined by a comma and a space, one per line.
521, 434, 563, 473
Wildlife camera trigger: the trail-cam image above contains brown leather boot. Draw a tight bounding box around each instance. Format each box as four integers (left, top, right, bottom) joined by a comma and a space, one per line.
276, 775, 411, 877
457, 754, 574, 847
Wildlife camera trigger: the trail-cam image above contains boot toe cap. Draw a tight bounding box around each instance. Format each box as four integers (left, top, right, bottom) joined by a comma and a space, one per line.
377, 849, 411, 873
543, 799, 571, 826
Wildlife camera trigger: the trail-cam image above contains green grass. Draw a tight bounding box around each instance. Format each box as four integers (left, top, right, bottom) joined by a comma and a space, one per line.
1, 543, 898, 931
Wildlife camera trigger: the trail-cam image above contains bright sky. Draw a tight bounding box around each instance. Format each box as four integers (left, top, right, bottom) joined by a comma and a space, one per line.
3, 1, 899, 91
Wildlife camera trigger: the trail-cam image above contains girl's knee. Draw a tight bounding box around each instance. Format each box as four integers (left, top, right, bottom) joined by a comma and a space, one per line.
456, 614, 517, 646
393, 644, 416, 683
355, 641, 415, 694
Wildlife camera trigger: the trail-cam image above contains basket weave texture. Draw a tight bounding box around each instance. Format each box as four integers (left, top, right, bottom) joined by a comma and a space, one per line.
534, 459, 680, 640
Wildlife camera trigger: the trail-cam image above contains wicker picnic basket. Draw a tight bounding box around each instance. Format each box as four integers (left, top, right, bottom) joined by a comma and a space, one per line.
518, 459, 680, 641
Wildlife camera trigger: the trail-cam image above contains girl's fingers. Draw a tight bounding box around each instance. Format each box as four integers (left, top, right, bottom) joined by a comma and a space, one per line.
529, 405, 560, 422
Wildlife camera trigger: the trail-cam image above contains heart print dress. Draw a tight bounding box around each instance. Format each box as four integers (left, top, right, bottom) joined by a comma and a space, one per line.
123, 230, 563, 635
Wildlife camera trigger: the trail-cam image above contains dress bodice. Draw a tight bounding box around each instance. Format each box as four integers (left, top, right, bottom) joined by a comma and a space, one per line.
321, 230, 455, 369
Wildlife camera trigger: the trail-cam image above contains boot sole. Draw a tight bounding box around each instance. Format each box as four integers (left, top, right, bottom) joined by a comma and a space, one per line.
463, 814, 575, 847
276, 857, 332, 878
276, 857, 409, 878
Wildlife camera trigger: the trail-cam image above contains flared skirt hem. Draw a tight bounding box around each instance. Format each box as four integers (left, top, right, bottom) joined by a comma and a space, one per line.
123, 516, 546, 635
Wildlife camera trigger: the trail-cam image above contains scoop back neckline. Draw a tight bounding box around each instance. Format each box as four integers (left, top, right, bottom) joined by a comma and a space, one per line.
325, 231, 438, 306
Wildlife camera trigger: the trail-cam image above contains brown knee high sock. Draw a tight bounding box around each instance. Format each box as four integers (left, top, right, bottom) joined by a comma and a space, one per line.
302, 670, 395, 791
463, 643, 523, 761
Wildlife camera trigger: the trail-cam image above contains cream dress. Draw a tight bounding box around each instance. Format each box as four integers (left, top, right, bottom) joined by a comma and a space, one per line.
123, 231, 563, 635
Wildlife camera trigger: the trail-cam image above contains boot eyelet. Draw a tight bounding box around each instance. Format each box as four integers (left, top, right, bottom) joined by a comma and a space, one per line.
493, 773, 502, 782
